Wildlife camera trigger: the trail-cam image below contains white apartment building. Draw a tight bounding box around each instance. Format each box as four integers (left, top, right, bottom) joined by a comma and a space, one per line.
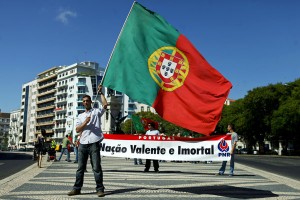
8, 109, 21, 149
19, 79, 38, 148
54, 61, 105, 140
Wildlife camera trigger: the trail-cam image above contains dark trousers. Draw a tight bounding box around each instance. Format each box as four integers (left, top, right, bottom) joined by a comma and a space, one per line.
73, 142, 104, 192
145, 159, 159, 171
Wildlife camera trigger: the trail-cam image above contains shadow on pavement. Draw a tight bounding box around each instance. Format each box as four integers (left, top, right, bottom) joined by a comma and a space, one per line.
87, 184, 278, 199
104, 169, 255, 177
171, 185, 278, 199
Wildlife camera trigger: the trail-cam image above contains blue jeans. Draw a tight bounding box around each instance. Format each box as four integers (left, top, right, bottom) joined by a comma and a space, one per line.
58, 148, 70, 161
74, 146, 78, 162
219, 154, 235, 175
73, 142, 104, 192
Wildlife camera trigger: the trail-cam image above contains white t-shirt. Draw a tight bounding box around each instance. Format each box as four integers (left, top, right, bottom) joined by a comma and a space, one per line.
76, 108, 106, 144
146, 129, 160, 136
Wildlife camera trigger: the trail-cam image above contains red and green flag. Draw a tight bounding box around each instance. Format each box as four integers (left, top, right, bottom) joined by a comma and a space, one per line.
102, 2, 232, 136
131, 115, 145, 133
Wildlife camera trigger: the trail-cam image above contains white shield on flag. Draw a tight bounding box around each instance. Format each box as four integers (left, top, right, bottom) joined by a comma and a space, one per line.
160, 59, 177, 79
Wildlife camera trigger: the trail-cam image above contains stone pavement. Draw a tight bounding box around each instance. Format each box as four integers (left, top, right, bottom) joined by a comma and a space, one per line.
0, 154, 300, 200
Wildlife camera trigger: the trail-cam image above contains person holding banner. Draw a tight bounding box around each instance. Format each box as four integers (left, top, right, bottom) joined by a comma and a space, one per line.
68, 85, 108, 197
144, 122, 160, 172
216, 124, 238, 176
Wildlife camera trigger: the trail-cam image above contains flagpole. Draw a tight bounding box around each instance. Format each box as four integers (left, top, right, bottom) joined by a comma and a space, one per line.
100, 1, 137, 85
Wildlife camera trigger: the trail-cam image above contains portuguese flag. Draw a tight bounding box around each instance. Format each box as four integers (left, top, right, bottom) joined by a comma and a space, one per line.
102, 2, 232, 135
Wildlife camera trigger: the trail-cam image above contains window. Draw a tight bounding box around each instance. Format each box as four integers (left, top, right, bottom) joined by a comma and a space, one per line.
141, 106, 144, 112
147, 107, 150, 112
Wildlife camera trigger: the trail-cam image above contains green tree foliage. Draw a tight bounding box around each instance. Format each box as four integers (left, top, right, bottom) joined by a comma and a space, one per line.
218, 78, 300, 153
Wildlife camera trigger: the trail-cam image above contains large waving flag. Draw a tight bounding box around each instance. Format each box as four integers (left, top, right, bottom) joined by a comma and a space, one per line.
102, 2, 232, 135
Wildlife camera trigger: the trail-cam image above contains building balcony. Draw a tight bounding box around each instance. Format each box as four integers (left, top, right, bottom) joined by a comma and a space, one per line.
37, 73, 57, 83
53, 126, 66, 130
36, 105, 55, 112
54, 117, 66, 121
35, 129, 53, 135
76, 82, 86, 86
56, 98, 67, 104
38, 81, 56, 90
56, 90, 68, 96
77, 90, 86, 94
36, 113, 55, 119
36, 121, 55, 126
76, 106, 85, 110
36, 89, 56, 97
54, 107, 67, 112
36, 97, 56, 104
57, 83, 68, 89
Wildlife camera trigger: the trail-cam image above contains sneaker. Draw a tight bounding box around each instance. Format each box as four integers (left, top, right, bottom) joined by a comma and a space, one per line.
229, 174, 234, 177
67, 189, 81, 196
144, 169, 149, 172
154, 170, 159, 173
74, 161, 78, 163
96, 191, 105, 197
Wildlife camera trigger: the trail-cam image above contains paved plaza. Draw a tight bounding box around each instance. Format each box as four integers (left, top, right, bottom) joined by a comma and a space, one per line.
0, 154, 300, 199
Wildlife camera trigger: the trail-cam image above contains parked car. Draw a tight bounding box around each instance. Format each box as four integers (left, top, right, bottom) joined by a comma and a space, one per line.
238, 148, 252, 154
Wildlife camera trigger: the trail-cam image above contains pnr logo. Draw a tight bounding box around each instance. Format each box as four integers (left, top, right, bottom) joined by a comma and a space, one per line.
218, 139, 230, 157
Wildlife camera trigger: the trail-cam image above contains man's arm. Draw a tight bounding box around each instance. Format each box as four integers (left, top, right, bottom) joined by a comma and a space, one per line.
76, 117, 90, 133
231, 141, 237, 154
98, 84, 108, 109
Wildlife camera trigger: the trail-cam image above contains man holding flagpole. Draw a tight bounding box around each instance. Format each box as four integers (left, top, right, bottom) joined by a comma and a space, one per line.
68, 85, 108, 197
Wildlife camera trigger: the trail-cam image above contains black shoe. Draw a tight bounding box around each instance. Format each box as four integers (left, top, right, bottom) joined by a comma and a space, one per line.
74, 161, 78, 163
154, 170, 159, 173
96, 191, 105, 197
68, 189, 81, 196
144, 169, 149, 172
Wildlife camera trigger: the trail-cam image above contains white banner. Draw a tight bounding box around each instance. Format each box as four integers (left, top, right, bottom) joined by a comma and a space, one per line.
100, 134, 232, 161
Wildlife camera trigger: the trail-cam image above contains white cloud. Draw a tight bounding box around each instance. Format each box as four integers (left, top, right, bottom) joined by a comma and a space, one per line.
56, 9, 77, 24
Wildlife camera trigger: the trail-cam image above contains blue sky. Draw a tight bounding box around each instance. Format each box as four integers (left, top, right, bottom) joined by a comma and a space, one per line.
0, 0, 299, 113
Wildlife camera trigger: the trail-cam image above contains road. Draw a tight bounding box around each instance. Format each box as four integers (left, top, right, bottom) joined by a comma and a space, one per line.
0, 151, 35, 180
1, 152, 299, 183
236, 154, 300, 181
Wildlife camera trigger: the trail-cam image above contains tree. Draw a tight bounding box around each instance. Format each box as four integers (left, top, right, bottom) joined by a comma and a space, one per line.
271, 79, 300, 152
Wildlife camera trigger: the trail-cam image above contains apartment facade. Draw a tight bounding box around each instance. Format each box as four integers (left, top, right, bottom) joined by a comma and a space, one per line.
19, 79, 38, 147
8, 109, 21, 149
35, 67, 58, 140
0, 112, 10, 150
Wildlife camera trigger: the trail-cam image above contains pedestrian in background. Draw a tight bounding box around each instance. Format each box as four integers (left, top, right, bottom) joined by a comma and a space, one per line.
58, 135, 71, 162
144, 122, 160, 172
68, 84, 108, 197
216, 124, 238, 176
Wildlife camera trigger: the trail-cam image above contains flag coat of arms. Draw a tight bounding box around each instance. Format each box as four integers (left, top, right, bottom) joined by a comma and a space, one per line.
102, 2, 232, 135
